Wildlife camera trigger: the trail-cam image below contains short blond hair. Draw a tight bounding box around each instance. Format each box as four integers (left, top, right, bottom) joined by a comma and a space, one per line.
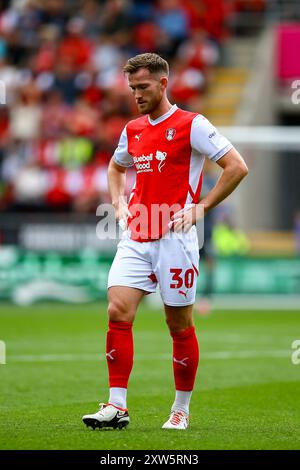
123, 53, 169, 77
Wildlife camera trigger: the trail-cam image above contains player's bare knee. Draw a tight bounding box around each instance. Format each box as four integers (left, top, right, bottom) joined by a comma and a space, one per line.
165, 317, 192, 334
107, 300, 135, 323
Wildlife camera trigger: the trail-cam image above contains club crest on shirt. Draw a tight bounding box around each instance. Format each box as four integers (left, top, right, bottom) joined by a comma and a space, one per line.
165, 128, 176, 141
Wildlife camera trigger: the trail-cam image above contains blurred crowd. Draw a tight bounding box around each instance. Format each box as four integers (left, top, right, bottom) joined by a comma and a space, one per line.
0, 0, 266, 213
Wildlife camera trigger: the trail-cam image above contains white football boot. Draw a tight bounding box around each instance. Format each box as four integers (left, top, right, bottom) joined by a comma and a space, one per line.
82, 403, 129, 430
162, 410, 189, 430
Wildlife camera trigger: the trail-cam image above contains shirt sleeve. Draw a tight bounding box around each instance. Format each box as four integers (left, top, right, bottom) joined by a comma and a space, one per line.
191, 114, 233, 162
113, 126, 134, 168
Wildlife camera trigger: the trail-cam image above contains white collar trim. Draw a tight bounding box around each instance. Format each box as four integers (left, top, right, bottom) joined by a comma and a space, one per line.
148, 104, 178, 126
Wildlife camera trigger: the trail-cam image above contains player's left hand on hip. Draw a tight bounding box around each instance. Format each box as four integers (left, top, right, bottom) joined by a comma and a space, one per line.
171, 208, 193, 233
170, 205, 204, 233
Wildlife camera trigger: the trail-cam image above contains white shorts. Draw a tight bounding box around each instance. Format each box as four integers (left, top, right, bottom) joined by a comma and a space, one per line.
108, 227, 200, 306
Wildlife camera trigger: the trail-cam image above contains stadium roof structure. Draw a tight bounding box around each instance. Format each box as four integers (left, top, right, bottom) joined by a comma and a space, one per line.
220, 126, 300, 149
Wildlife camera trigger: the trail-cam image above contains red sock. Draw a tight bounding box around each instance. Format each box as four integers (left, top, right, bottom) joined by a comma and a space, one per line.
106, 320, 133, 388
171, 326, 199, 391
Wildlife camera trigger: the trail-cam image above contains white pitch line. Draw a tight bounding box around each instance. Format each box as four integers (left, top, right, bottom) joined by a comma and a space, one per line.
7, 350, 290, 363
209, 295, 300, 310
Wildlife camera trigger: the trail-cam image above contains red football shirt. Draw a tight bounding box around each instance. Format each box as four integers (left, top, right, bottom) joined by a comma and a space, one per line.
113, 105, 232, 241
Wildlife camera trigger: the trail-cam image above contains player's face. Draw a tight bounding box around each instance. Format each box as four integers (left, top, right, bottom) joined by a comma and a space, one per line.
128, 68, 167, 115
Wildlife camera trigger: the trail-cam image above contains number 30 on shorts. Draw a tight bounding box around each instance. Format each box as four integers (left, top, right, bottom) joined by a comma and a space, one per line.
170, 268, 196, 289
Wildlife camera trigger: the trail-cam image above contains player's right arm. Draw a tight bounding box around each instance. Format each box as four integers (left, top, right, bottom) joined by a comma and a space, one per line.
107, 158, 131, 226
107, 126, 134, 228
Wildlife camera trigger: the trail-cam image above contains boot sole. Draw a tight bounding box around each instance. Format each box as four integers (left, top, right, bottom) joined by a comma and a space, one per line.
83, 417, 129, 430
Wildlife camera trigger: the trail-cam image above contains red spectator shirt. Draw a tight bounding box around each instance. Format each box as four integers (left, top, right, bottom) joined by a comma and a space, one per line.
113, 105, 232, 241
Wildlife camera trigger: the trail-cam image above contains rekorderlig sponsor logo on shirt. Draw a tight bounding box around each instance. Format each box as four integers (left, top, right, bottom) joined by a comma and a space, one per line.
133, 153, 153, 173
133, 150, 167, 173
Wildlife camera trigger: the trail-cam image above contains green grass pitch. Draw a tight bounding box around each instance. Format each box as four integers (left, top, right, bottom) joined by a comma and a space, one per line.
0, 302, 300, 450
